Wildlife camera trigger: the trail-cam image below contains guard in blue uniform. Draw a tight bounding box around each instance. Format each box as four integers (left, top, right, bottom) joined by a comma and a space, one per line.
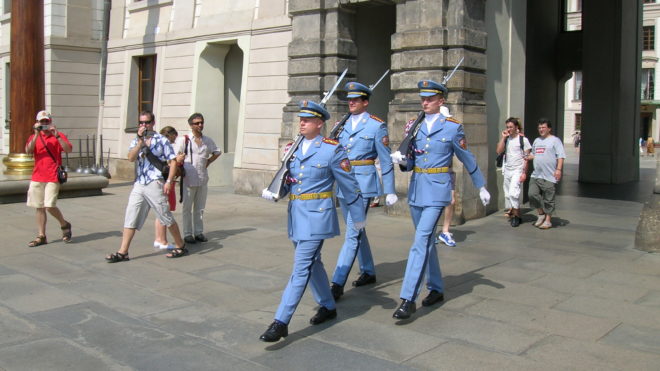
260, 100, 366, 342
390, 80, 491, 319
329, 82, 398, 301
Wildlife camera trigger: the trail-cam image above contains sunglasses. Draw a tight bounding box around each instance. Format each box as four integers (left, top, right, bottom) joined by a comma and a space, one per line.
190, 121, 204, 126
138, 121, 153, 125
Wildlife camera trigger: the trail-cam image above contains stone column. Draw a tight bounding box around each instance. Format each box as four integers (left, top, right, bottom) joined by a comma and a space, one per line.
284, 1, 357, 146
3, 0, 45, 175
579, 0, 641, 183
388, 0, 489, 220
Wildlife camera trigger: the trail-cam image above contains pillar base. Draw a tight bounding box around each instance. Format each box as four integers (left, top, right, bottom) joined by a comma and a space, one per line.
3, 153, 34, 176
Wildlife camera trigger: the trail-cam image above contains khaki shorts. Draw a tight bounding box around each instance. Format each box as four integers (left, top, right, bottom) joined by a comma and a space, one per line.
124, 181, 175, 230
27, 181, 60, 208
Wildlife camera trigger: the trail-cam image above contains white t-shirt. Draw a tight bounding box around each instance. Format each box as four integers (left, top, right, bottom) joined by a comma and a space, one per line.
503, 135, 532, 171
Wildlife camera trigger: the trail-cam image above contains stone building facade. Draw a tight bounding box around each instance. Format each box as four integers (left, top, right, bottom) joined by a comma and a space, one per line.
0, 0, 105, 156
2, 0, 643, 221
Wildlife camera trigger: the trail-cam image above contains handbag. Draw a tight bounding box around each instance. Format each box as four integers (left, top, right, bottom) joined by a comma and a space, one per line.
39, 134, 68, 184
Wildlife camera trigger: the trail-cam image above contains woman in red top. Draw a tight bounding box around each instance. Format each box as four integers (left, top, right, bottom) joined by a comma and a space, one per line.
24, 111, 73, 246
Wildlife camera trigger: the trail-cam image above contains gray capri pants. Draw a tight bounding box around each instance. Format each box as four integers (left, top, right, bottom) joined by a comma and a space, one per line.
124, 181, 176, 230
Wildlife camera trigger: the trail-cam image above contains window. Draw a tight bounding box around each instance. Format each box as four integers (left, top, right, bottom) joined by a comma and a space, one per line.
644, 0, 655, 4
642, 68, 655, 100
573, 71, 582, 101
644, 26, 655, 50
3, 0, 10, 14
574, 113, 582, 131
138, 55, 156, 114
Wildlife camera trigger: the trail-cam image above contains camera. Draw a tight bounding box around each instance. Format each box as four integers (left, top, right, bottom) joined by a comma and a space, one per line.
38, 125, 50, 131
144, 130, 156, 138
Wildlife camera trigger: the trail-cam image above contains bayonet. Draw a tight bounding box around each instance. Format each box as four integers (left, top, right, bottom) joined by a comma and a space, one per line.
369, 69, 390, 90
320, 68, 348, 106
441, 57, 464, 85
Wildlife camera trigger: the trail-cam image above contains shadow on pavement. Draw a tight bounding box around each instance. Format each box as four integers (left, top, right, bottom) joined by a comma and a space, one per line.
194, 227, 256, 255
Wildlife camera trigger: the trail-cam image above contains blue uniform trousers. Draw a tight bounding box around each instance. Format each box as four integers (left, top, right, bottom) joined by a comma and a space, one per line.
399, 205, 445, 302
332, 197, 374, 286
274, 240, 335, 325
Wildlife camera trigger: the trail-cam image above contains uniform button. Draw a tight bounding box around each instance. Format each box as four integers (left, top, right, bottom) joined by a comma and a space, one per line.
347, 149, 351, 153
301, 165, 305, 169
319, 208, 324, 211
426, 138, 430, 141
349, 138, 353, 141
299, 173, 303, 177
297, 188, 301, 192
298, 181, 302, 184
425, 144, 429, 148
425, 151, 429, 154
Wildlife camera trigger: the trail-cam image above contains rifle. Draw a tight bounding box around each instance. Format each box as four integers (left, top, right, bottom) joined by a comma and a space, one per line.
266, 135, 304, 200
266, 68, 349, 201
396, 111, 425, 171
329, 69, 390, 140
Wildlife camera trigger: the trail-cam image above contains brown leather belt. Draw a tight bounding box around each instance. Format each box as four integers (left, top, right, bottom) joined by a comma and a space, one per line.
413, 166, 450, 174
289, 191, 334, 201
350, 159, 375, 166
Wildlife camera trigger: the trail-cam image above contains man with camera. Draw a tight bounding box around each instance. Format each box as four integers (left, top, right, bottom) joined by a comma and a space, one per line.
25, 110, 73, 247
105, 111, 187, 262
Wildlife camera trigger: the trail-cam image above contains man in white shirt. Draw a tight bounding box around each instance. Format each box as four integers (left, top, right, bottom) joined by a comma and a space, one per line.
175, 113, 221, 243
495, 117, 531, 227
528, 118, 566, 229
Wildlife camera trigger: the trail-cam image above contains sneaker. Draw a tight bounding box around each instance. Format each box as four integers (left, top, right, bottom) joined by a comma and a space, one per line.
437, 232, 456, 247
533, 215, 546, 227
153, 241, 174, 250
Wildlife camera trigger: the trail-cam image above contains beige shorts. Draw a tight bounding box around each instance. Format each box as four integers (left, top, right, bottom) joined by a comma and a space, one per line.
27, 181, 60, 208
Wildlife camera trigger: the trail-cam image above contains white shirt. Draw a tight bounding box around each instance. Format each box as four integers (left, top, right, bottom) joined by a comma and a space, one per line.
301, 138, 314, 155
174, 134, 221, 187
503, 134, 532, 171
351, 112, 368, 131
424, 113, 440, 132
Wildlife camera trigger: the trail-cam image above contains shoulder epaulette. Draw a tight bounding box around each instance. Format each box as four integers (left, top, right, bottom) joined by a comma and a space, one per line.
446, 117, 461, 124
369, 114, 385, 123
322, 138, 339, 145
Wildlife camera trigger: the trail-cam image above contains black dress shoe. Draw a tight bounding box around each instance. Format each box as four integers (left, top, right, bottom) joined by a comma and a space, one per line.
421, 290, 445, 307
184, 236, 197, 244
194, 234, 208, 242
510, 216, 521, 227
331, 283, 344, 301
309, 306, 337, 325
352, 273, 376, 287
259, 321, 288, 342
392, 300, 416, 319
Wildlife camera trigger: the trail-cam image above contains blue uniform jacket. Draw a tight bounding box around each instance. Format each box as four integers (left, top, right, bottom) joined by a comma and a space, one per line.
285, 135, 365, 241
336, 113, 395, 198
402, 115, 485, 207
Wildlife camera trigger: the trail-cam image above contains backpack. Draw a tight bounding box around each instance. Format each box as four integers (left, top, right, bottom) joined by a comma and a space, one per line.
496, 135, 525, 168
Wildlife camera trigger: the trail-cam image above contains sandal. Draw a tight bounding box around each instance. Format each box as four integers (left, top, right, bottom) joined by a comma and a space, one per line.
28, 235, 47, 247
61, 221, 72, 243
106, 252, 130, 263
166, 246, 188, 258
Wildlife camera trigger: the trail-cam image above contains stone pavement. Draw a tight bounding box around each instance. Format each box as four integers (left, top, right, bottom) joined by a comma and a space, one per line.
1, 153, 659, 370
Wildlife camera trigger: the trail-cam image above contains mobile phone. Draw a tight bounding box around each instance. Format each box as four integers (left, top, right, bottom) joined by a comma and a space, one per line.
144, 130, 156, 138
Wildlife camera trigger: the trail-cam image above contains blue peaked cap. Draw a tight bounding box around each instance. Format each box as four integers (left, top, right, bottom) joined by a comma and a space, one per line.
298, 100, 330, 121
344, 81, 372, 99
418, 80, 448, 97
